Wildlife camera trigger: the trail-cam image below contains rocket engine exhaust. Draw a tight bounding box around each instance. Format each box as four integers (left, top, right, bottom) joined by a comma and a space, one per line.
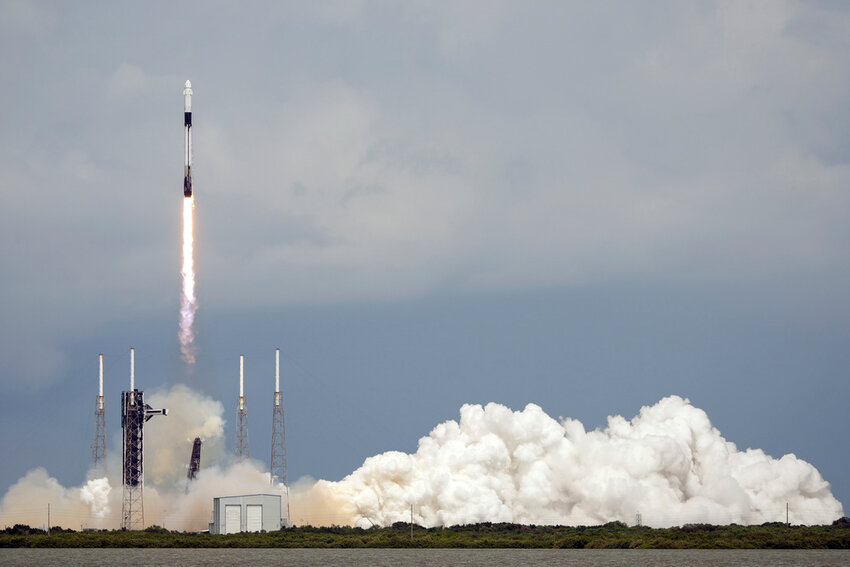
179, 80, 197, 364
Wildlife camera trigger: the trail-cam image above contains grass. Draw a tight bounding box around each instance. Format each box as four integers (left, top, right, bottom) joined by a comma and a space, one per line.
2, 519, 849, 549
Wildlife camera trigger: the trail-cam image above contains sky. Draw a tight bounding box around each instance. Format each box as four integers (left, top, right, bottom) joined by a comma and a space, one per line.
1, 0, 849, 521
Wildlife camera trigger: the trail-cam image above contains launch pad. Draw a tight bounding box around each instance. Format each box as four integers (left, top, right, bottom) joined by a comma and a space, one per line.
121, 349, 167, 530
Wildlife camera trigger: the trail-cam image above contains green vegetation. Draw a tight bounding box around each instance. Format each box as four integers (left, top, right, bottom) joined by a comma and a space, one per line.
2, 519, 848, 549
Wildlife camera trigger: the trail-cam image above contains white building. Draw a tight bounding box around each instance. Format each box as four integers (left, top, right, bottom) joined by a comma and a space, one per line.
209, 494, 284, 534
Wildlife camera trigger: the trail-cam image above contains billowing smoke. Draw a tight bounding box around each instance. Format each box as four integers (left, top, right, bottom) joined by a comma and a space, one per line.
144, 385, 226, 487
0, 392, 842, 530
80, 477, 111, 519
0, 385, 277, 531
304, 396, 843, 528
178, 196, 197, 364
0, 468, 96, 530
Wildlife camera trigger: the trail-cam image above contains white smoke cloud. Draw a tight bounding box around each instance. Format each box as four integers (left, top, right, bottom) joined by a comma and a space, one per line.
0, 468, 90, 530
154, 461, 275, 531
79, 477, 111, 520
0, 385, 277, 532
143, 384, 226, 487
310, 396, 843, 528
0, 391, 841, 531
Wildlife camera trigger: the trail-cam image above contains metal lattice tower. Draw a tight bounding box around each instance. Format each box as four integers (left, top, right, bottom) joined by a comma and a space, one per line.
91, 353, 107, 478
121, 387, 144, 531
121, 348, 167, 530
270, 349, 287, 486
235, 354, 250, 459
270, 348, 290, 525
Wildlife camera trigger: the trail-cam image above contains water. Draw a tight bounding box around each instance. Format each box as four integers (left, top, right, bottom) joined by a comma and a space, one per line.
1, 549, 848, 566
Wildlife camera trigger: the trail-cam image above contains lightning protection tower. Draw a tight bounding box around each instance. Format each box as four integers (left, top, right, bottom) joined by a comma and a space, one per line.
235, 354, 249, 459
270, 348, 290, 524
270, 348, 287, 487
121, 348, 167, 530
91, 353, 107, 478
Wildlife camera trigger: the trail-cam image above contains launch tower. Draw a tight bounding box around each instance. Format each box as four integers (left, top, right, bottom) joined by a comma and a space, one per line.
270, 348, 290, 524
121, 348, 167, 530
91, 353, 107, 478
235, 354, 249, 459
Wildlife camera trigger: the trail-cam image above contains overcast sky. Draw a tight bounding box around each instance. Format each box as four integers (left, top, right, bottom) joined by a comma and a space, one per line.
1, 1, 849, 515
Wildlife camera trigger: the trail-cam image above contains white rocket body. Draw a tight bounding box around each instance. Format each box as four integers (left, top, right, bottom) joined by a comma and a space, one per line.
183, 80, 193, 197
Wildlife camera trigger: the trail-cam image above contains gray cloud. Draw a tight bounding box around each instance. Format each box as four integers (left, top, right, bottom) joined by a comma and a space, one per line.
3, 1, 850, 385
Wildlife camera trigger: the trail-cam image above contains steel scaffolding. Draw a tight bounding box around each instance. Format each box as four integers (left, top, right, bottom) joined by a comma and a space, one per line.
270, 348, 289, 525
121, 349, 167, 530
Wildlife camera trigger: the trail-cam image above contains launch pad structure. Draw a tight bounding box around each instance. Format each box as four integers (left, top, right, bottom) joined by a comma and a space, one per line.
187, 437, 202, 482
186, 436, 202, 494
121, 348, 167, 530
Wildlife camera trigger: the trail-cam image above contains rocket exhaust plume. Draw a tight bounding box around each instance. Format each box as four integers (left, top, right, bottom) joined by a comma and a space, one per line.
299, 396, 844, 528
0, 391, 840, 530
179, 80, 197, 364
179, 196, 197, 363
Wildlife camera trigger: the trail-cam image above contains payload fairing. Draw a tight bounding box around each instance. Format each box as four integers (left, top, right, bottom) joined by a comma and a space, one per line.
183, 80, 193, 197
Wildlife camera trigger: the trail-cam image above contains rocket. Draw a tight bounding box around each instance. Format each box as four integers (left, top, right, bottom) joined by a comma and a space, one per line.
183, 80, 193, 197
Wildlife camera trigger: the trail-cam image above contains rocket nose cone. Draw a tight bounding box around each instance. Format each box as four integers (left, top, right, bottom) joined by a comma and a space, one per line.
185, 80, 192, 88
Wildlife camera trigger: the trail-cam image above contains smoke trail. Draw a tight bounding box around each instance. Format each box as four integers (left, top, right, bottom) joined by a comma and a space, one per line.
178, 196, 197, 364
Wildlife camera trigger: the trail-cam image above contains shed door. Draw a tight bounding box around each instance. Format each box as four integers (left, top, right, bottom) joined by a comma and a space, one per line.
224, 504, 242, 534
246, 504, 263, 532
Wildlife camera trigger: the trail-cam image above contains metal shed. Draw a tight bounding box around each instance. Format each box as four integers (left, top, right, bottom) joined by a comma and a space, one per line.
209, 494, 282, 534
